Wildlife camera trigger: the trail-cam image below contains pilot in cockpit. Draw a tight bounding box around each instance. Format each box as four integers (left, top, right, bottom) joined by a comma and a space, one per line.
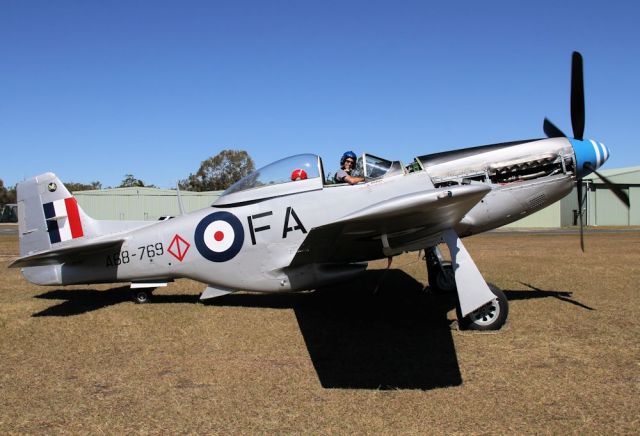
334, 150, 364, 185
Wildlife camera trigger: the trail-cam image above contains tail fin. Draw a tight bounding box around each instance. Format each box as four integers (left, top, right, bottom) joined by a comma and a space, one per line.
18, 173, 98, 256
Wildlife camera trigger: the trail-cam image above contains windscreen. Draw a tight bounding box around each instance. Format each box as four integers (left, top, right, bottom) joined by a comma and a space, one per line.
364, 154, 393, 179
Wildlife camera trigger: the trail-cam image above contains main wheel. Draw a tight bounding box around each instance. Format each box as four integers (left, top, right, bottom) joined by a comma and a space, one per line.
132, 289, 153, 304
429, 262, 456, 293
457, 287, 508, 331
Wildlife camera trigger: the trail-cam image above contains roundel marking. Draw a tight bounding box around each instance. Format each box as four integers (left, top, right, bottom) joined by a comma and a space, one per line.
194, 211, 245, 262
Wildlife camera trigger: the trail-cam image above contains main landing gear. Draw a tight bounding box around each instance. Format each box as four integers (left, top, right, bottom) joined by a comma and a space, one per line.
456, 287, 508, 331
425, 242, 508, 331
425, 247, 456, 293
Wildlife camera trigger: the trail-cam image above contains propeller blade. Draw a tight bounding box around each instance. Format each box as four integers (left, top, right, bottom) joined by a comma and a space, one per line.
576, 180, 584, 252
584, 163, 630, 207
571, 51, 585, 140
543, 118, 566, 138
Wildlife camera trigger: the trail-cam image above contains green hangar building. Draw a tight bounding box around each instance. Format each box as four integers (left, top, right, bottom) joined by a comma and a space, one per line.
73, 187, 222, 221
504, 166, 640, 228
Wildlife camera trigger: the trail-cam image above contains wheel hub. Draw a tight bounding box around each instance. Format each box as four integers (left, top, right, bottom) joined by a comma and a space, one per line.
469, 298, 500, 327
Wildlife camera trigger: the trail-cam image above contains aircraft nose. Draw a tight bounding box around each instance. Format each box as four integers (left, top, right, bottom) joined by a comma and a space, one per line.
569, 138, 610, 177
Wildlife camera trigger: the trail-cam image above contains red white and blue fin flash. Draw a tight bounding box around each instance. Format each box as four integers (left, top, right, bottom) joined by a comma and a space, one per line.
43, 197, 84, 244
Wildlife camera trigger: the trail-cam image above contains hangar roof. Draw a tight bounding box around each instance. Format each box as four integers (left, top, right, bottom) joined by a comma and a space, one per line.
584, 165, 640, 184
72, 187, 223, 196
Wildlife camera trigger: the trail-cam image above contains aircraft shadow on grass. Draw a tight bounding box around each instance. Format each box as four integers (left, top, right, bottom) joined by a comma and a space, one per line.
32, 287, 199, 316
209, 269, 463, 391
31, 271, 462, 390
504, 282, 595, 311
31, 271, 594, 390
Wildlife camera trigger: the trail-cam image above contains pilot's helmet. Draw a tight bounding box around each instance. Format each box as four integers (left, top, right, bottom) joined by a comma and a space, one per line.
291, 168, 308, 181
340, 150, 357, 167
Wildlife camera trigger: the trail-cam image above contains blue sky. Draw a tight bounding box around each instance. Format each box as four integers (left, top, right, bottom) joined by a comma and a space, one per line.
2, 0, 639, 188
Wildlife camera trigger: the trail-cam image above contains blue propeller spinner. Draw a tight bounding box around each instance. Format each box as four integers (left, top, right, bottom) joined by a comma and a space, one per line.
569, 138, 610, 178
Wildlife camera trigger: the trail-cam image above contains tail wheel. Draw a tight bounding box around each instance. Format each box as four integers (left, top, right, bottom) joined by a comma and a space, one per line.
132, 289, 153, 304
457, 287, 508, 331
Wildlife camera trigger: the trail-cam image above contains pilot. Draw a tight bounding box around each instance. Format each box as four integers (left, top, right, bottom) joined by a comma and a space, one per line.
334, 151, 364, 184
291, 168, 308, 181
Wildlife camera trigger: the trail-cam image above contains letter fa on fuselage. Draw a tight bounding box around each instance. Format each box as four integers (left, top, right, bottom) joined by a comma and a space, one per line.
247, 207, 307, 246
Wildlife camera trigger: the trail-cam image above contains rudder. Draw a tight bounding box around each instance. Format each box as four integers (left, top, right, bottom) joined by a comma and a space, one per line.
18, 173, 96, 256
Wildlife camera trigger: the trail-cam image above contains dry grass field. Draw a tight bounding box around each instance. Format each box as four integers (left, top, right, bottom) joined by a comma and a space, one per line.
1, 231, 639, 434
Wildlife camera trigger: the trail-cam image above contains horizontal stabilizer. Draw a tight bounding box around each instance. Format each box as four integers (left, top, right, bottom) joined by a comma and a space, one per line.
9, 238, 125, 268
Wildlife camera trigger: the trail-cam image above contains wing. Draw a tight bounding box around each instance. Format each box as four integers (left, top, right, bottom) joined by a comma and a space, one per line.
8, 237, 125, 268
290, 184, 489, 265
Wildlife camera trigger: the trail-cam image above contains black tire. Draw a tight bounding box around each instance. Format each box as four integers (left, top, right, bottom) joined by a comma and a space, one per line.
457, 286, 508, 331
132, 289, 153, 304
429, 262, 457, 293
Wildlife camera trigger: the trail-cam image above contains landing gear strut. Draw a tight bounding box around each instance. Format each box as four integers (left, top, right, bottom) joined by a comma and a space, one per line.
425, 238, 508, 331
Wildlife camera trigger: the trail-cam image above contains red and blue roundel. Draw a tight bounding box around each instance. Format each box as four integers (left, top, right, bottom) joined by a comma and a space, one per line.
194, 212, 244, 262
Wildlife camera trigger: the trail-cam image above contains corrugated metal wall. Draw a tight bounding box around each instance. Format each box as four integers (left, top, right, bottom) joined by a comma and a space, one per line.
73, 188, 222, 220
587, 186, 639, 226
584, 167, 640, 226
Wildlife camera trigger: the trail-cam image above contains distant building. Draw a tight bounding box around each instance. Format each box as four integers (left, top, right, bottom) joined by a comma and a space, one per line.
504, 166, 640, 227
73, 187, 222, 221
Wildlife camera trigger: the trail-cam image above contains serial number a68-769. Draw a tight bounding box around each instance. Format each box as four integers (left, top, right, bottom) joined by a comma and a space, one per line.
105, 243, 164, 267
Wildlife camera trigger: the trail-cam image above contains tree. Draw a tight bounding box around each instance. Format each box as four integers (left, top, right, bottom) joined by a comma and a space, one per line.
180, 149, 255, 191
118, 174, 156, 188
0, 179, 17, 204
65, 181, 102, 192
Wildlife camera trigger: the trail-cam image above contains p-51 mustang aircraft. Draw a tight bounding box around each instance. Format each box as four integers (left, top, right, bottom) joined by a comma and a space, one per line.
9, 52, 629, 330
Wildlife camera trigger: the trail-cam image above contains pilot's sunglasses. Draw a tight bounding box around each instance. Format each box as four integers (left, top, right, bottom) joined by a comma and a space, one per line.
345, 159, 355, 165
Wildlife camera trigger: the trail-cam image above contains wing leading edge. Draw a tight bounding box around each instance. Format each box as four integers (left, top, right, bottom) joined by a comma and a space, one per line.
291, 184, 490, 265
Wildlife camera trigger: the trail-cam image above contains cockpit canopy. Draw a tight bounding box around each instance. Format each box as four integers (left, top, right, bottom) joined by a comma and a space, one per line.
214, 154, 323, 206
213, 152, 407, 206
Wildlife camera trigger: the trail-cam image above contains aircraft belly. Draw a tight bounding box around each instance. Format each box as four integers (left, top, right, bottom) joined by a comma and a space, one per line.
174, 241, 301, 293
261, 242, 299, 271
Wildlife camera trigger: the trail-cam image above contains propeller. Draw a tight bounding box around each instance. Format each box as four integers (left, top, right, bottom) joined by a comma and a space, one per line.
583, 163, 630, 208
543, 51, 629, 251
570, 52, 585, 141
576, 179, 584, 252
543, 118, 566, 139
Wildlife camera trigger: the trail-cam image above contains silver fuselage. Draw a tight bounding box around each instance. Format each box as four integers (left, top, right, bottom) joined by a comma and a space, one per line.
21, 137, 579, 292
